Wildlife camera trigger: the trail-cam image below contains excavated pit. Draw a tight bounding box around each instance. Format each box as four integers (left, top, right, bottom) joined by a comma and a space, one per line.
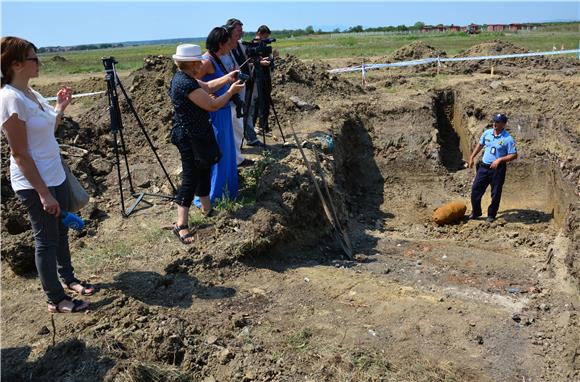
434, 91, 464, 172
432, 89, 575, 229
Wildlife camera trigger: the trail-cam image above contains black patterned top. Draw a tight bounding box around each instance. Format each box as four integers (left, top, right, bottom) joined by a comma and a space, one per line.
169, 70, 212, 135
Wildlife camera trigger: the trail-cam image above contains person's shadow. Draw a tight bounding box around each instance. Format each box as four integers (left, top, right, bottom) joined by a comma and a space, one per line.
2, 340, 113, 382
100, 270, 236, 308
499, 209, 553, 224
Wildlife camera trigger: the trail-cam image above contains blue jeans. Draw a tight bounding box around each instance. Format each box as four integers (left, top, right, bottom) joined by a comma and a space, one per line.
470, 163, 507, 218
16, 181, 75, 304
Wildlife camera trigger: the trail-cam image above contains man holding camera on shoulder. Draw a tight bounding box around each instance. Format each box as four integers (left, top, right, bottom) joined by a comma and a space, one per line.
248, 25, 276, 137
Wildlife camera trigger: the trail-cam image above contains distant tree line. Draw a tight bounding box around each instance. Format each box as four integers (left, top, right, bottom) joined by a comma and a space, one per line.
38, 43, 124, 53
264, 21, 434, 38
265, 20, 561, 38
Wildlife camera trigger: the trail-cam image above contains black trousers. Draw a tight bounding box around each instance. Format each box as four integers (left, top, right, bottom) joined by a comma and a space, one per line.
173, 131, 211, 207
470, 163, 507, 218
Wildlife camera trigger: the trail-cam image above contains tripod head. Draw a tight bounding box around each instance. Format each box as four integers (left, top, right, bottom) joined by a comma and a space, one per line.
102, 57, 118, 72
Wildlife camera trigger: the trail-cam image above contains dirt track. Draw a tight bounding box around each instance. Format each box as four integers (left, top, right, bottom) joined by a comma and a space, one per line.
2, 41, 579, 381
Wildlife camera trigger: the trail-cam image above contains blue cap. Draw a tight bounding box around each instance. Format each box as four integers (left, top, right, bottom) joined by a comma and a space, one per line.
492, 113, 508, 123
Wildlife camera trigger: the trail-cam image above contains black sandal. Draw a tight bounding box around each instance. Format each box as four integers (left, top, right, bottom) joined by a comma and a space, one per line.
62, 278, 95, 296
48, 296, 89, 313
173, 224, 195, 244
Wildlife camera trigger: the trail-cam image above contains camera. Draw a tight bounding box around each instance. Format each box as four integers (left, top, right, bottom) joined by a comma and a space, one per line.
101, 57, 118, 74
243, 38, 276, 58
236, 72, 250, 84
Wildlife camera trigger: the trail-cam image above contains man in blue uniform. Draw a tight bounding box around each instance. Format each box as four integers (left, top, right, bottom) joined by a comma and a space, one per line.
467, 114, 518, 222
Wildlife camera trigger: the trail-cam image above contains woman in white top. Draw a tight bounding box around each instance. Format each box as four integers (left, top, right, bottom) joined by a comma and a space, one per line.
1, 36, 93, 313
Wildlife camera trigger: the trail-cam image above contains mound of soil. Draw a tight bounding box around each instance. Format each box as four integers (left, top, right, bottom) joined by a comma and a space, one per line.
450, 39, 580, 74
270, 55, 363, 120
33, 77, 105, 98
460, 39, 527, 56
391, 41, 447, 61
50, 55, 67, 62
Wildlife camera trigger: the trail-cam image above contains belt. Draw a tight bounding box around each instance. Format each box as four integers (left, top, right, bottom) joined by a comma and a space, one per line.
479, 162, 492, 169
478, 161, 506, 169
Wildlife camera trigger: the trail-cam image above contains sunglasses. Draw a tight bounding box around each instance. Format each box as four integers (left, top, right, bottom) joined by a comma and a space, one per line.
26, 57, 40, 64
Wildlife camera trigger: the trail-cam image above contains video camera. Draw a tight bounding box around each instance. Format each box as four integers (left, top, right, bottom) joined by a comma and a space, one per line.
102, 57, 117, 72
242, 38, 276, 58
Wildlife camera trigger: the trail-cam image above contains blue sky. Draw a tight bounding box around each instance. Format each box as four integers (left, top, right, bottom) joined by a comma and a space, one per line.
2, 1, 578, 47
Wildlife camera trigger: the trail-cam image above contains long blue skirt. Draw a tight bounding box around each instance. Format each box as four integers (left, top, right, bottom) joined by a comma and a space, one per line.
195, 106, 238, 207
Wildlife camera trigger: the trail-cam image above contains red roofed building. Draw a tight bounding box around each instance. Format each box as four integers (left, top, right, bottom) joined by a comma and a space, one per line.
509, 23, 524, 31
487, 24, 506, 32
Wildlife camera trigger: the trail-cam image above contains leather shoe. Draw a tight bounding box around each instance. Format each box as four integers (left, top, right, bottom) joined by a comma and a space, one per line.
469, 213, 481, 220
247, 140, 265, 147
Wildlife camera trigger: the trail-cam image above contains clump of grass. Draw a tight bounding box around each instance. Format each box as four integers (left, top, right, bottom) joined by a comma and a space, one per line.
240, 150, 274, 194
214, 195, 245, 213
350, 350, 391, 373
188, 212, 209, 227
75, 241, 132, 270
286, 330, 312, 351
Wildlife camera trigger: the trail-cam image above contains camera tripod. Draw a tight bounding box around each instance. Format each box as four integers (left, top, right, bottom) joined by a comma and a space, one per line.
102, 57, 176, 217
242, 58, 286, 146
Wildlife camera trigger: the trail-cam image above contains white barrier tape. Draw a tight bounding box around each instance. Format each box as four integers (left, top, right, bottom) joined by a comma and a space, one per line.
328, 49, 580, 74
46, 90, 106, 102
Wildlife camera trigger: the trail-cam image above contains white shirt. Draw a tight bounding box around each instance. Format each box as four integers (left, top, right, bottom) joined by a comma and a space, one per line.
220, 52, 238, 72
1, 84, 65, 191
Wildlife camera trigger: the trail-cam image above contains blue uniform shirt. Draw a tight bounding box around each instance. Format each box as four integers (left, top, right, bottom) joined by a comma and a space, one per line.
479, 128, 517, 164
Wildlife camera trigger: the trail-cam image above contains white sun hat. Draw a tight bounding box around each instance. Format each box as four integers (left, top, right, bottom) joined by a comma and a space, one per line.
172, 44, 204, 61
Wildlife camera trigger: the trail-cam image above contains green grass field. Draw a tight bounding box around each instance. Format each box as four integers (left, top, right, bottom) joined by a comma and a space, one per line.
39, 23, 579, 75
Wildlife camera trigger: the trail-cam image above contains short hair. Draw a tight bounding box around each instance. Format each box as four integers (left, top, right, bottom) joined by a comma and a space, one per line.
205, 27, 231, 53
257, 25, 271, 35
225, 18, 243, 29
175, 60, 196, 71
1, 36, 37, 87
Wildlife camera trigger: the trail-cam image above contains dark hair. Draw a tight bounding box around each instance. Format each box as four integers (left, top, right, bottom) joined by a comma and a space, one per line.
205, 27, 231, 53
257, 25, 271, 35
1, 36, 37, 87
225, 18, 242, 29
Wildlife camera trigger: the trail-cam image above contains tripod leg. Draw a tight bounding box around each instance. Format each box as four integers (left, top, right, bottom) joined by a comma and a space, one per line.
115, 74, 177, 195
112, 131, 127, 217
117, 127, 135, 194
269, 97, 286, 143
243, 77, 263, 145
